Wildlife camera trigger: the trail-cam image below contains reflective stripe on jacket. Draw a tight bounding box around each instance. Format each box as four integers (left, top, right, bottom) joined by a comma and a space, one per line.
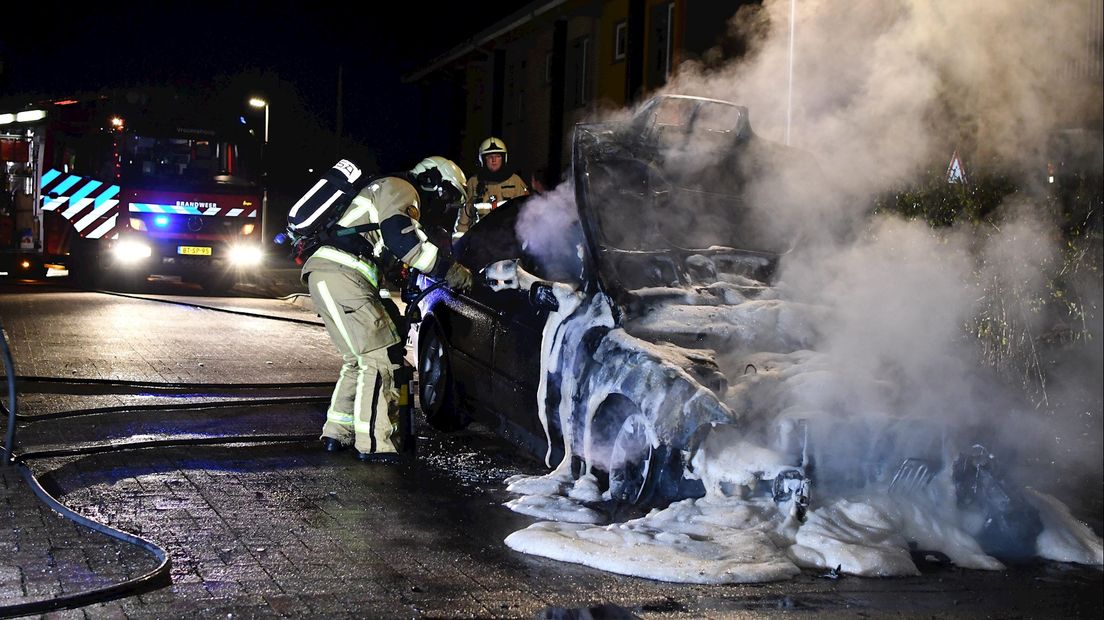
454, 172, 529, 237
337, 176, 443, 274
301, 246, 380, 288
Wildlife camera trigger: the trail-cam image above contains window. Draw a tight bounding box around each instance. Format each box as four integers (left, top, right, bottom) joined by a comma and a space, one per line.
665, 2, 674, 78
569, 36, 590, 107
614, 21, 627, 62
516, 59, 527, 121
119, 135, 255, 186
647, 2, 674, 88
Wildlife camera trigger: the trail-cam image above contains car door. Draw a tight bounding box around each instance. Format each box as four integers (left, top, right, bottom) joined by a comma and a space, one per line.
448, 201, 527, 419
491, 214, 588, 447
489, 272, 548, 441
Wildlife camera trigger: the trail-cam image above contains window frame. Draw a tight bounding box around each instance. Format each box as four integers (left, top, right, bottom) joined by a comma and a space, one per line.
614, 21, 627, 63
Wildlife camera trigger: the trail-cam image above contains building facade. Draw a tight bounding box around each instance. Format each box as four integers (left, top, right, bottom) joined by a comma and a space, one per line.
407, 0, 1102, 190
406, 0, 756, 187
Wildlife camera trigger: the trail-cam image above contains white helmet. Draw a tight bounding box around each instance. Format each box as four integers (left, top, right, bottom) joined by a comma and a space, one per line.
478, 137, 508, 166
411, 156, 468, 206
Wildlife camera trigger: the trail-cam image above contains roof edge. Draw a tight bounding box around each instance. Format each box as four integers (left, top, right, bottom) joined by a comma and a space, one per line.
402, 0, 570, 83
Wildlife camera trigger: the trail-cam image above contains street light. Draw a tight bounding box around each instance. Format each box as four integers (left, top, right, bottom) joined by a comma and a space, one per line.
785, 0, 795, 146
249, 97, 269, 143
248, 97, 271, 247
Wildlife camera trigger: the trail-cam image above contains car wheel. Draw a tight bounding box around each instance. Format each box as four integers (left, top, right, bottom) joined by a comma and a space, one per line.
417, 322, 467, 431
607, 411, 659, 505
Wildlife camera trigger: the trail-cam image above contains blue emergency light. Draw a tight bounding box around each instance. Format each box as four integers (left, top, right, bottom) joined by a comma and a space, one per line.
154, 215, 170, 228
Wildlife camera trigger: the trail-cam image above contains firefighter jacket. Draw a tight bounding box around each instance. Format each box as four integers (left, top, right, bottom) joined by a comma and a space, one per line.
302, 175, 453, 284
453, 169, 529, 238
300, 174, 454, 457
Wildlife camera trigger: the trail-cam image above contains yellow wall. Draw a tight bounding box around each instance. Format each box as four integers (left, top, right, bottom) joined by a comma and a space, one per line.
595, 0, 630, 108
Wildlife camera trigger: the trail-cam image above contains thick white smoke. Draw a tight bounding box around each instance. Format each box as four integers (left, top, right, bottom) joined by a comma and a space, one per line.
657, 0, 1102, 497
513, 0, 1102, 504
499, 0, 1101, 581
669, 0, 1097, 198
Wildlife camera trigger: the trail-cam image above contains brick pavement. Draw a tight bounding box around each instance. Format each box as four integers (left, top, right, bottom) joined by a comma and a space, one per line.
1, 285, 1102, 619
0, 467, 158, 611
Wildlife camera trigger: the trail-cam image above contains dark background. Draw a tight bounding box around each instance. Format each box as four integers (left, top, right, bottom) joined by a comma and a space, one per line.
1, 2, 531, 195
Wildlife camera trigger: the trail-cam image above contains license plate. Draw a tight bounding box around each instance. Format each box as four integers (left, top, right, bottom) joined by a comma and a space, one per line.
177, 246, 212, 256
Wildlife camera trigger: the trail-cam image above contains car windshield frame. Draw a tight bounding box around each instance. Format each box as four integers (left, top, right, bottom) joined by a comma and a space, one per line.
574, 96, 770, 254
572, 95, 823, 304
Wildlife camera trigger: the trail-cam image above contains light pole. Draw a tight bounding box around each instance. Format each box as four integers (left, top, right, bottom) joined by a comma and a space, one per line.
785, 0, 795, 146
248, 97, 270, 248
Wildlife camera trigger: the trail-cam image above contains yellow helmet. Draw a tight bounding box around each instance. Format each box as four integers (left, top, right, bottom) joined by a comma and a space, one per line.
478, 136, 508, 166
411, 156, 468, 206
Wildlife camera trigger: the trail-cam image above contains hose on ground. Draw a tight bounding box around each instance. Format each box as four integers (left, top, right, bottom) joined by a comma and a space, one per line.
0, 319, 327, 617
0, 279, 434, 615
2, 435, 317, 618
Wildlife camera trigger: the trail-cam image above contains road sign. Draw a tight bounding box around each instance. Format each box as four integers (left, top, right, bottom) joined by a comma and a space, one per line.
947, 149, 968, 184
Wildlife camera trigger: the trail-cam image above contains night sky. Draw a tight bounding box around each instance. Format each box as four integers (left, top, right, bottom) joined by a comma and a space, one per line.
1, 2, 531, 187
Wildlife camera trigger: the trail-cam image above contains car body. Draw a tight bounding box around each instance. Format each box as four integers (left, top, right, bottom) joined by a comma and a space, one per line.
414, 94, 1053, 557
413, 95, 832, 506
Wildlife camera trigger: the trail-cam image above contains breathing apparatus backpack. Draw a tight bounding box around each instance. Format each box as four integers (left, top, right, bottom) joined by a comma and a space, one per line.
282, 159, 370, 264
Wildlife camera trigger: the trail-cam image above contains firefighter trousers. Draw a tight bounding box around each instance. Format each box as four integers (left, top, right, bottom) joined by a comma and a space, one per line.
307, 268, 402, 454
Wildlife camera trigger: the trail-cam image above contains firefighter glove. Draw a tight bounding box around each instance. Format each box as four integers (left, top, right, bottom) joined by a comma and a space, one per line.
444, 262, 474, 292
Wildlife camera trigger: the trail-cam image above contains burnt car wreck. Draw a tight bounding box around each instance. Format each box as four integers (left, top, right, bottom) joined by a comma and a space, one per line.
413, 95, 1057, 559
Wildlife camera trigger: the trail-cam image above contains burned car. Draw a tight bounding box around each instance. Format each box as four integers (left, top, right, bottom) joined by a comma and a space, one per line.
413, 95, 823, 506
413, 95, 1051, 555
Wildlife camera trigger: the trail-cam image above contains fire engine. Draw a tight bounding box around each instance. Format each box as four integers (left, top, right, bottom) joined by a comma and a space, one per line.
0, 92, 264, 290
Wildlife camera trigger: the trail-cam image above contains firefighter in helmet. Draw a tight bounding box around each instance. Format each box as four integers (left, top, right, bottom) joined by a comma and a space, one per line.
453, 137, 529, 239
288, 157, 474, 463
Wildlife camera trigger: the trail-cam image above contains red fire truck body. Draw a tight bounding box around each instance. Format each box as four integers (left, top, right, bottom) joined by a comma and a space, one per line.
1, 94, 264, 289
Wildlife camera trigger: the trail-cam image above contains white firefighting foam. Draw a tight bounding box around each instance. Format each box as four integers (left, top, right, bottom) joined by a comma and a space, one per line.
501, 285, 1104, 584
505, 496, 801, 584
1025, 489, 1104, 565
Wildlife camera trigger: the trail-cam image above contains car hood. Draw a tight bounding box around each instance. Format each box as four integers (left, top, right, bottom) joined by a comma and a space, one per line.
571, 98, 824, 315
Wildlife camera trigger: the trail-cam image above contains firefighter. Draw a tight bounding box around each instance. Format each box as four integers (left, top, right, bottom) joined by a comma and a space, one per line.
453, 137, 529, 239
287, 157, 474, 463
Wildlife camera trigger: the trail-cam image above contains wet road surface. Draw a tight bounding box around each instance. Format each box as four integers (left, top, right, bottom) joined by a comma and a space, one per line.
0, 282, 1100, 618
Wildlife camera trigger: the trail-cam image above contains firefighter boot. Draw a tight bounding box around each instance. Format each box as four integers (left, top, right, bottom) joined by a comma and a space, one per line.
353, 350, 402, 461
321, 437, 346, 452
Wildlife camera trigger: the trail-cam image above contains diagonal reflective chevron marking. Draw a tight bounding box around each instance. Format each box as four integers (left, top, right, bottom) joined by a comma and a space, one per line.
85, 214, 118, 239
66, 178, 103, 205
128, 203, 166, 213
42, 197, 69, 212
73, 200, 119, 232
61, 198, 94, 219
40, 169, 62, 188
93, 184, 121, 209
50, 174, 83, 195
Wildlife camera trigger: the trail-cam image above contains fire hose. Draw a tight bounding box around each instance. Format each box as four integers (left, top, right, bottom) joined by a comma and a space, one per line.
0, 319, 330, 617
0, 270, 447, 615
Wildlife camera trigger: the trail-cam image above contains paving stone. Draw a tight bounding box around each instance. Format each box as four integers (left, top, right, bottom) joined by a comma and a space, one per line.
2, 286, 1101, 619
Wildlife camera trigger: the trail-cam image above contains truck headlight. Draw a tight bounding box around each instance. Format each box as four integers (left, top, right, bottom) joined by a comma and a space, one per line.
112, 240, 152, 262
229, 244, 263, 266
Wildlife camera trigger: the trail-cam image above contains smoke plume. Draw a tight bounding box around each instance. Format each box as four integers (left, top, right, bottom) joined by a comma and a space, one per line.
656, 0, 1102, 496
511, 0, 1100, 516
668, 0, 1099, 199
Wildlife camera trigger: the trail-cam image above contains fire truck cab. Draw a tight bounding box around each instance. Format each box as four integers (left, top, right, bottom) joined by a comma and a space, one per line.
1, 93, 265, 291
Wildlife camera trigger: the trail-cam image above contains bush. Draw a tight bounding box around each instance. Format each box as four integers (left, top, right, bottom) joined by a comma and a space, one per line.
874, 167, 1102, 412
